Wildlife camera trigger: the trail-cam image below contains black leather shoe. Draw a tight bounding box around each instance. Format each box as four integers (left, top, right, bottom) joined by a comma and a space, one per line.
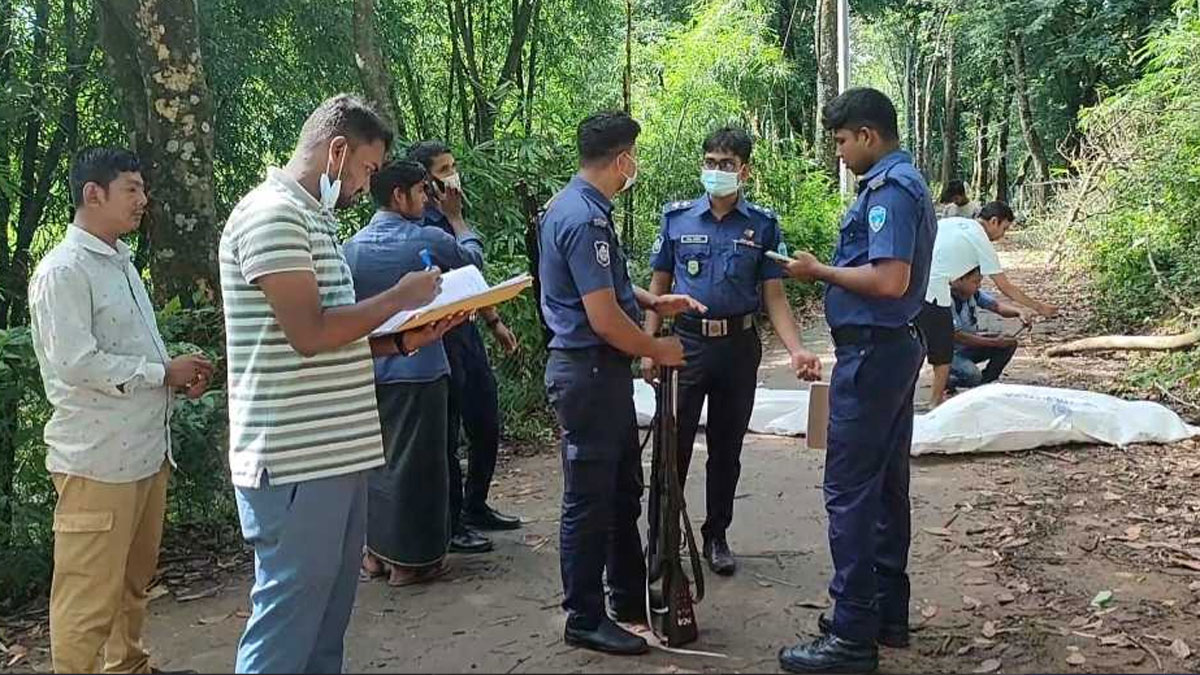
448, 526, 494, 553
565, 616, 649, 655
778, 634, 879, 673
463, 504, 522, 531
704, 537, 736, 576
818, 612, 910, 649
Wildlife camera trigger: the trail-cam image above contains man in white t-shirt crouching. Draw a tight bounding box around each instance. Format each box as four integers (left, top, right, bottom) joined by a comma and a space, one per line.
916, 201, 1058, 407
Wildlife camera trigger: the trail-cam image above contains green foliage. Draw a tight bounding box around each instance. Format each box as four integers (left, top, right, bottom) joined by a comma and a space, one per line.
1056, 1, 1200, 331
0, 307, 236, 611
0, 326, 55, 610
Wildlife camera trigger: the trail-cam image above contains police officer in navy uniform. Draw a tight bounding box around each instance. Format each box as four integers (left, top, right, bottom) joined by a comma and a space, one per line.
777, 88, 935, 673
539, 111, 705, 655
642, 127, 821, 576
407, 140, 523, 557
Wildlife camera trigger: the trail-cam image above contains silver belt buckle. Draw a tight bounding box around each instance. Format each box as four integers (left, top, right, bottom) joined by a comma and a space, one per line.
703, 319, 728, 337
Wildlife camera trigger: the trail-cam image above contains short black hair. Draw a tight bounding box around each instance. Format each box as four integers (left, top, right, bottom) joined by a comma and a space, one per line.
69, 147, 142, 209
703, 126, 753, 163
960, 266, 983, 280
576, 111, 640, 164
979, 200, 1015, 222
407, 140, 451, 170
298, 94, 394, 153
821, 87, 899, 142
370, 160, 427, 207
939, 179, 967, 204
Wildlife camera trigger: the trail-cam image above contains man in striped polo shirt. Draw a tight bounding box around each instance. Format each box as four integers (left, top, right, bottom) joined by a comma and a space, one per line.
219, 94, 442, 673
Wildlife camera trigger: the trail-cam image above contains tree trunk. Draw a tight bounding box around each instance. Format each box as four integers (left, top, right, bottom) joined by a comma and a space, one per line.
813, 0, 837, 175
938, 32, 959, 188
993, 89, 1012, 203
1046, 331, 1200, 357
918, 54, 939, 178
0, 0, 15, 312
523, 4, 539, 136
3, 0, 50, 328
903, 30, 917, 151
1008, 33, 1050, 206
397, 55, 429, 139
97, 0, 219, 306
973, 104, 992, 199
352, 0, 406, 138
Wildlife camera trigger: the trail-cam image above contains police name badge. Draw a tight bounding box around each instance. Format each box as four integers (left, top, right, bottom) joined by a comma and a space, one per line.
594, 241, 611, 267
686, 259, 701, 276
868, 205, 888, 232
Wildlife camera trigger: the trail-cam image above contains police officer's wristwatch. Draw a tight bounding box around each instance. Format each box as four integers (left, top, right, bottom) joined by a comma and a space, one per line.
393, 333, 420, 357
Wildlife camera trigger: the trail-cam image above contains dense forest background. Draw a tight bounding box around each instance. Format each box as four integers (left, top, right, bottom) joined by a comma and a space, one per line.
1, 0, 1196, 608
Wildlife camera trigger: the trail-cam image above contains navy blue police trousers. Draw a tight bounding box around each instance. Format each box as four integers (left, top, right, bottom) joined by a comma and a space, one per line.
545, 347, 646, 629
825, 327, 924, 643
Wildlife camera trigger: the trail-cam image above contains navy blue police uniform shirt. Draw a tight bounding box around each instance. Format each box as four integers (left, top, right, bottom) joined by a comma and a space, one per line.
824, 150, 936, 330
650, 194, 785, 318
538, 176, 641, 350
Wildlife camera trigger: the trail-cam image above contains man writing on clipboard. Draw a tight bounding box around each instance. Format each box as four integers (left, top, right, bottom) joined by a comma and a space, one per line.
343, 159, 475, 587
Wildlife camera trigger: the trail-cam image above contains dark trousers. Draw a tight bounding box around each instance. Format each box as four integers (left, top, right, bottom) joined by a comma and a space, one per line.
674, 327, 761, 541
825, 330, 923, 643
949, 343, 1017, 389
445, 324, 502, 529
545, 347, 646, 629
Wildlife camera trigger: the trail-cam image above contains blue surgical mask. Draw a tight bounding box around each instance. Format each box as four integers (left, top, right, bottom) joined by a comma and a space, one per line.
701, 169, 740, 197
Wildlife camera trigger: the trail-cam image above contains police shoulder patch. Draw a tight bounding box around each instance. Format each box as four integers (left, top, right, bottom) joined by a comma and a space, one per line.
590, 217, 609, 228
868, 205, 888, 232
651, 235, 663, 255
594, 240, 611, 267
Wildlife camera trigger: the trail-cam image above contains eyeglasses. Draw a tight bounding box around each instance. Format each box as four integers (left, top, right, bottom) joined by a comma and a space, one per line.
702, 158, 741, 172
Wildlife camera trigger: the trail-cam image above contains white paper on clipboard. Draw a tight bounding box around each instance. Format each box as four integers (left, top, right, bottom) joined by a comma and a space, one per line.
371, 265, 531, 336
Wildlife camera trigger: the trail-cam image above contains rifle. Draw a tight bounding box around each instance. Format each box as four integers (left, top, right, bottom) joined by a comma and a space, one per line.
645, 357, 704, 647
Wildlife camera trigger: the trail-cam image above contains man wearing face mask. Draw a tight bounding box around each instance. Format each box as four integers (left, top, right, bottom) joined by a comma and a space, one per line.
777, 88, 935, 673
643, 126, 822, 577
539, 111, 706, 655
219, 94, 442, 673
407, 141, 523, 557
344, 160, 474, 586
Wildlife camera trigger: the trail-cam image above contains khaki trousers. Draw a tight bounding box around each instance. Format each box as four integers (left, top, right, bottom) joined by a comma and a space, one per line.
49, 463, 169, 674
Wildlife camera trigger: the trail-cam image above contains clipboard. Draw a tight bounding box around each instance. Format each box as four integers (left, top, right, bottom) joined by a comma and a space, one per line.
371, 265, 533, 336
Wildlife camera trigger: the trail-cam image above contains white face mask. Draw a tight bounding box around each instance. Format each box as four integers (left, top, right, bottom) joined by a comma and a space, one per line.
700, 168, 741, 198
619, 152, 638, 192
318, 142, 347, 211
442, 172, 462, 191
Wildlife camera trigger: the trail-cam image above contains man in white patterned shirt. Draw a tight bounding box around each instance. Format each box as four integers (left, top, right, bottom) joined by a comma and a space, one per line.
219, 95, 442, 673
29, 148, 213, 673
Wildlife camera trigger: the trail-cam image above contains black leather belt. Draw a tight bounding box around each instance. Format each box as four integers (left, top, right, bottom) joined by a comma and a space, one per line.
675, 313, 755, 338
831, 324, 917, 348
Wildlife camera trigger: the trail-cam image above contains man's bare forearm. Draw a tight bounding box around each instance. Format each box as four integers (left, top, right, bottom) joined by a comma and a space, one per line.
763, 280, 804, 354
643, 271, 672, 336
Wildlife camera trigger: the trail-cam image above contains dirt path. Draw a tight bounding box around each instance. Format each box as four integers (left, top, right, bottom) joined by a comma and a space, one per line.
5, 238, 1200, 674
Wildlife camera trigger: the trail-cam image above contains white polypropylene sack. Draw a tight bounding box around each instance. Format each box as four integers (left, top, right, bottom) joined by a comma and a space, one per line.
910, 383, 1200, 456
634, 379, 1200, 456
633, 380, 811, 436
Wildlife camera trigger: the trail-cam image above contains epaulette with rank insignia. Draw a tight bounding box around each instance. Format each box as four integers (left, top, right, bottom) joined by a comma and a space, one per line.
746, 202, 778, 221
662, 200, 693, 215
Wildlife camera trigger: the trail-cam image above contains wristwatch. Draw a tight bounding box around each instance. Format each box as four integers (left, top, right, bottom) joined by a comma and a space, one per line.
393, 333, 419, 357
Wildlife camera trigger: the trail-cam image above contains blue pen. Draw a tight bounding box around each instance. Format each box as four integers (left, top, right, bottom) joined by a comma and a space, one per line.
419, 248, 435, 271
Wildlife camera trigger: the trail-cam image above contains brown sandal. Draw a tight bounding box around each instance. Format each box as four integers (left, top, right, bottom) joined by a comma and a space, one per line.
387, 560, 450, 587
